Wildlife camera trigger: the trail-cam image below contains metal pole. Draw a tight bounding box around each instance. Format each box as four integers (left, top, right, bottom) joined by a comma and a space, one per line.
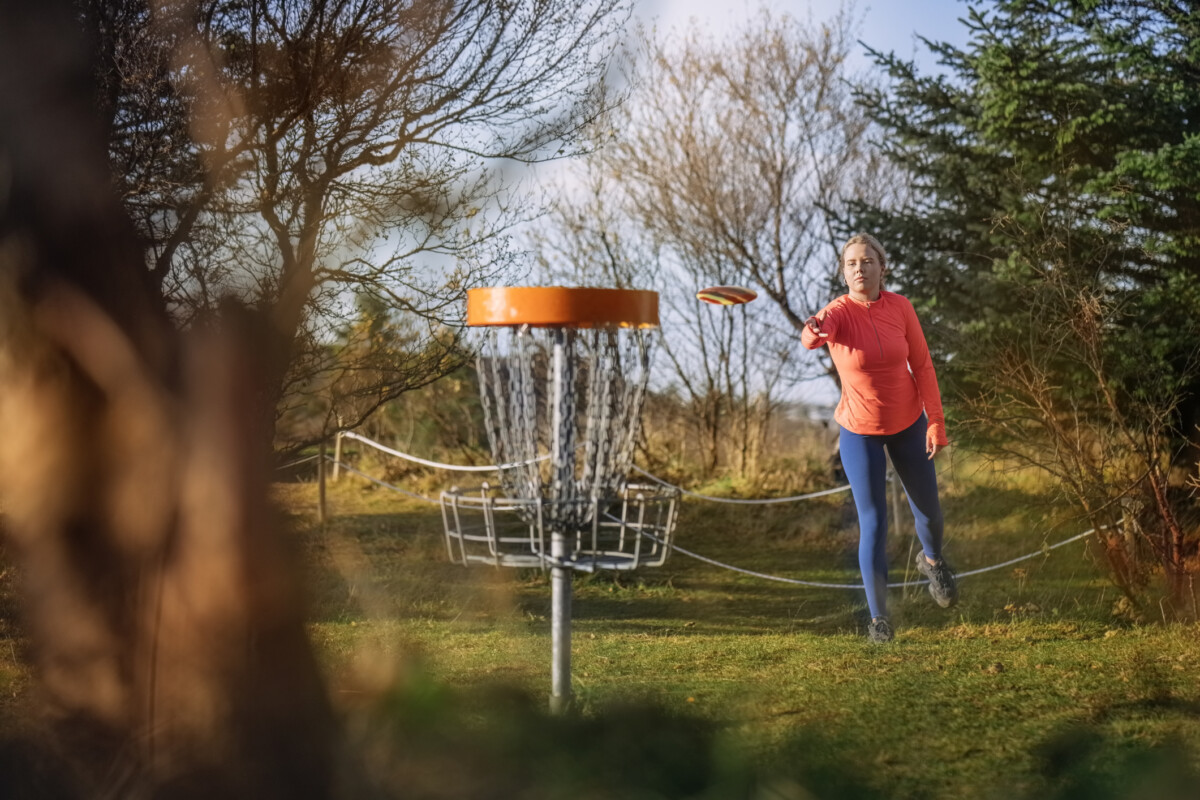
548, 331, 573, 713
549, 560, 572, 713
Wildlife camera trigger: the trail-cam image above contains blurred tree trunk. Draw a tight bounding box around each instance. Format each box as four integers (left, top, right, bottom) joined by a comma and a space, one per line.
0, 1, 333, 796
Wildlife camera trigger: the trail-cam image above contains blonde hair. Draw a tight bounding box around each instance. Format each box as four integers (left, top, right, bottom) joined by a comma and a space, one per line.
840, 233, 887, 268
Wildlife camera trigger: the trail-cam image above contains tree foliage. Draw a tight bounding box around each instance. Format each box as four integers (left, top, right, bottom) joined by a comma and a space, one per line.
854, 0, 1200, 610
78, 0, 631, 449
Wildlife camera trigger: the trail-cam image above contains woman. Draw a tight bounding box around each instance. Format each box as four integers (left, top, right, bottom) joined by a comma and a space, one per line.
802, 233, 957, 643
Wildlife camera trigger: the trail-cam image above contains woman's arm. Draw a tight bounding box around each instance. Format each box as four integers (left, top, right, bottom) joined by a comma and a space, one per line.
902, 298, 949, 452
801, 304, 838, 349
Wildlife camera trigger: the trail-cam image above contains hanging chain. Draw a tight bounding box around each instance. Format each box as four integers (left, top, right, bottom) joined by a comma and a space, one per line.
474, 325, 658, 529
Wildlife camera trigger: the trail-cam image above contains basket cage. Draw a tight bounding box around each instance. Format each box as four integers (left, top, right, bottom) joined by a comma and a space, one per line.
441, 482, 679, 572
441, 306, 680, 572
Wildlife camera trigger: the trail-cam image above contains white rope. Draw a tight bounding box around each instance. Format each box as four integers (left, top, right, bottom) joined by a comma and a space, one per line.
641, 531, 885, 589
954, 527, 1100, 578
632, 465, 851, 504
639, 526, 1105, 589
330, 459, 440, 504
340, 430, 548, 472
340, 432, 851, 502
322, 455, 1110, 592
276, 453, 322, 470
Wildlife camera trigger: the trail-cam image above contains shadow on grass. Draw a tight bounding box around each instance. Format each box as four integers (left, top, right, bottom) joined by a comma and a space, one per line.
329, 674, 1200, 799
334, 674, 891, 800
1030, 724, 1200, 800
4, 676, 1195, 799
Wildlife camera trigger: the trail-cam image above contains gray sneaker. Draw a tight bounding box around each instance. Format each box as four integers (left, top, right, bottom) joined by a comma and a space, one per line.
867, 616, 894, 643
916, 552, 959, 608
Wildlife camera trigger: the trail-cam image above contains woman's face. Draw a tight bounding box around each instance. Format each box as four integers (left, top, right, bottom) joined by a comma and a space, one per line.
842, 243, 885, 301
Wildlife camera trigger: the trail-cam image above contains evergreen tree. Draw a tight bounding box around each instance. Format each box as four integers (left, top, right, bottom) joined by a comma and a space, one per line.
853, 0, 1200, 610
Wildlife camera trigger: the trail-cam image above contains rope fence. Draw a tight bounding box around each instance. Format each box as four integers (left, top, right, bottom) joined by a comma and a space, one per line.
291, 431, 1108, 591
632, 465, 852, 504
339, 430, 853, 504
277, 453, 323, 470
329, 460, 440, 504
339, 430, 548, 472
636, 526, 1103, 590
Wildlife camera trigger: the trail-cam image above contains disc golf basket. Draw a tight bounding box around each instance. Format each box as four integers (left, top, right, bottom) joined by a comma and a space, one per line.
441, 287, 680, 712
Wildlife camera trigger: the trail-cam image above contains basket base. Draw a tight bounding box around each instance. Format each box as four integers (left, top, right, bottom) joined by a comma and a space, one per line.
440, 484, 680, 571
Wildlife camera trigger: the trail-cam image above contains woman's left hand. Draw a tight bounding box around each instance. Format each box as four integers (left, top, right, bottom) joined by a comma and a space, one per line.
926, 430, 945, 460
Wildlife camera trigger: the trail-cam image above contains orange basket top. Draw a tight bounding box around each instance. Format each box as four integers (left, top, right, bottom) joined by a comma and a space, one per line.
466, 286, 659, 328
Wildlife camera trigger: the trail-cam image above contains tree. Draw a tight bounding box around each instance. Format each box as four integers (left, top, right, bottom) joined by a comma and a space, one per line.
532, 5, 886, 478
79, 0, 632, 449
853, 0, 1200, 612
274, 292, 469, 447
1, 1, 334, 793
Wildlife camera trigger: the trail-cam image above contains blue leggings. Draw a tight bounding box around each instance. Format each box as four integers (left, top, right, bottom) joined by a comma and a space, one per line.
839, 414, 944, 619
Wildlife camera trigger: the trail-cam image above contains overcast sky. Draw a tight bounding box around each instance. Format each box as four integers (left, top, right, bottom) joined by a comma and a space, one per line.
633, 0, 986, 73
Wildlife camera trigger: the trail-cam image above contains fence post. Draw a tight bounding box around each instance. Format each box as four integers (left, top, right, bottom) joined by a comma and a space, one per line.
318, 438, 327, 525
890, 463, 905, 539
331, 430, 342, 482
891, 461, 915, 596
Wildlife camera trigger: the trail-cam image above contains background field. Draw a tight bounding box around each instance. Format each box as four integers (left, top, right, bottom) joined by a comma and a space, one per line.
268, 453, 1200, 799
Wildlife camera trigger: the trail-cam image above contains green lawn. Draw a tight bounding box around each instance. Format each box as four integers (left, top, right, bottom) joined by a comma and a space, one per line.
283, 460, 1200, 799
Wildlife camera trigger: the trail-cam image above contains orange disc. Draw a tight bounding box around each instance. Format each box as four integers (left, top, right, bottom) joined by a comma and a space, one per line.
696, 285, 758, 305
466, 286, 660, 328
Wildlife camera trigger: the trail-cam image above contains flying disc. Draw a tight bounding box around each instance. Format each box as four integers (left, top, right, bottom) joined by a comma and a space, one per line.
696, 285, 757, 305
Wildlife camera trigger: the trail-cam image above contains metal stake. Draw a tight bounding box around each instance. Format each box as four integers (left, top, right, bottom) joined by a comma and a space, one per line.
549, 330, 574, 712
549, 560, 572, 713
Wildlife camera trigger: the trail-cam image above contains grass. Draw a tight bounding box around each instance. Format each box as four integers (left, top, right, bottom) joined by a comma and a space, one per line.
1, 458, 1196, 797
276, 457, 1200, 799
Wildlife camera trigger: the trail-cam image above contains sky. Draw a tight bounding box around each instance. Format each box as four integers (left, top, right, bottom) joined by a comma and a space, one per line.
633, 0, 984, 72
615, 2, 991, 407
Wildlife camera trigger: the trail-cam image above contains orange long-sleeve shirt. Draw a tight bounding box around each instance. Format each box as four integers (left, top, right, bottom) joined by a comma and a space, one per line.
801, 291, 948, 445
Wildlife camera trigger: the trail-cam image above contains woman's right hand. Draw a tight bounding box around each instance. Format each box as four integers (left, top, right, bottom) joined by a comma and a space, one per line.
804, 316, 827, 338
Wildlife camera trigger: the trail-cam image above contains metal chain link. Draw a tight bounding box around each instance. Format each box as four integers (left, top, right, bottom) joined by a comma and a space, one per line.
475, 324, 657, 531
